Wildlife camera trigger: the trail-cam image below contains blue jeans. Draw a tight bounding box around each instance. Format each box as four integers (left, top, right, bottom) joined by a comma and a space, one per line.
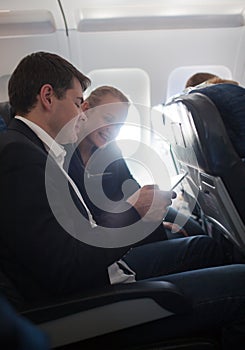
124, 235, 224, 278
122, 265, 245, 350
123, 237, 245, 349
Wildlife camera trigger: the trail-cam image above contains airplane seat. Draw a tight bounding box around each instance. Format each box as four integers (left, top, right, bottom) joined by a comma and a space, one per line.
162, 92, 245, 254
0, 101, 13, 129
0, 267, 26, 310
190, 83, 245, 161
0, 294, 49, 350
0, 263, 221, 349
0, 116, 6, 131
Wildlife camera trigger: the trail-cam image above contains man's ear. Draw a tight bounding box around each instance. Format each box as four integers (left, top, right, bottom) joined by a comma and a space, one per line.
39, 84, 54, 110
82, 101, 90, 112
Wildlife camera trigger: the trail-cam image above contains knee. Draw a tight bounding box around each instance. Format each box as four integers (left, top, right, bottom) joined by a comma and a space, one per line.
191, 235, 216, 245
192, 235, 220, 250
192, 235, 225, 264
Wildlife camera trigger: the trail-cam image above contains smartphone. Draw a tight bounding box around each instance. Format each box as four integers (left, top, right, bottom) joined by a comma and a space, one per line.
170, 171, 188, 191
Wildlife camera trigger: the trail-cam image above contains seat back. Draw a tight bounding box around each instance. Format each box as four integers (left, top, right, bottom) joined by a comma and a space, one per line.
0, 267, 27, 310
0, 101, 13, 128
162, 92, 245, 251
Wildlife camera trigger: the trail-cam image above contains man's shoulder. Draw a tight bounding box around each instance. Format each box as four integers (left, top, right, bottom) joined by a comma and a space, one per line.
1, 119, 44, 149
0, 127, 47, 167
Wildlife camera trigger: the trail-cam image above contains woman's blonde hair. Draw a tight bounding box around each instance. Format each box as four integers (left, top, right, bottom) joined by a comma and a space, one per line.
85, 86, 129, 108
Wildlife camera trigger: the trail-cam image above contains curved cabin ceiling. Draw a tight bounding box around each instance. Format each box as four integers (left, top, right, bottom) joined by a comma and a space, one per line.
0, 0, 244, 35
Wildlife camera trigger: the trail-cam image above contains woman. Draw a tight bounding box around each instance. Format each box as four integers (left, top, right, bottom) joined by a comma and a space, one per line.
67, 85, 205, 239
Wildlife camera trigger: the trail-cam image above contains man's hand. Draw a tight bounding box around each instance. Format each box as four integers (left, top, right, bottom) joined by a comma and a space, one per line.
126, 185, 176, 222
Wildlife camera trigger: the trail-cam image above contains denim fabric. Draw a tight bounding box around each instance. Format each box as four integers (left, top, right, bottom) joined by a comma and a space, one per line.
123, 238, 245, 348
146, 265, 245, 350
124, 235, 225, 279
123, 251, 245, 349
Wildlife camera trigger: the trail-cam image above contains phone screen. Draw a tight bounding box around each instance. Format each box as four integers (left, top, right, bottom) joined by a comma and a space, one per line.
170, 171, 188, 191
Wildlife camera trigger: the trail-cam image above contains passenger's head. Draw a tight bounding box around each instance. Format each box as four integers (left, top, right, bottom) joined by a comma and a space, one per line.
205, 77, 239, 86
81, 86, 129, 149
185, 72, 219, 88
84, 85, 129, 109
8, 52, 91, 144
8, 51, 91, 116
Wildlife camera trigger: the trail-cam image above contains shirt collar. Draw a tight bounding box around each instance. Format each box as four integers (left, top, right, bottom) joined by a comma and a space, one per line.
15, 116, 66, 167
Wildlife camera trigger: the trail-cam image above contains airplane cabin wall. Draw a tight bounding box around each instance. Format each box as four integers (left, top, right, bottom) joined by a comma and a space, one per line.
0, 0, 244, 107
0, 0, 244, 197
72, 27, 245, 106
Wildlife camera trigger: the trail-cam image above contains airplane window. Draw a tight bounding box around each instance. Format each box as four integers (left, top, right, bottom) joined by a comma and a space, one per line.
166, 65, 232, 101
86, 68, 151, 185
0, 75, 10, 102
151, 104, 178, 177
116, 104, 149, 187
116, 103, 143, 144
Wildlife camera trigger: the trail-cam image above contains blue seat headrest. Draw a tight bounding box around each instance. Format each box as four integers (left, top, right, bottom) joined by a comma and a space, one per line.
0, 101, 14, 127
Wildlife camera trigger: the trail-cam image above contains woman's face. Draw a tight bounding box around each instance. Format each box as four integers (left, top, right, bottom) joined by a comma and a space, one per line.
83, 94, 128, 148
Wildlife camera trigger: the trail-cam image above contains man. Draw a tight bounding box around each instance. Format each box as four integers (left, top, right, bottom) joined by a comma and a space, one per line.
0, 52, 245, 349
0, 51, 183, 300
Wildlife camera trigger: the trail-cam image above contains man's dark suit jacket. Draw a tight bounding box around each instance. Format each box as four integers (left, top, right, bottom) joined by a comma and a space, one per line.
0, 119, 144, 302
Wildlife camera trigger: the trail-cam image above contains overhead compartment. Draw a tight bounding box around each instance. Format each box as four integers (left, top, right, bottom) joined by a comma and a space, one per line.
0, 10, 56, 36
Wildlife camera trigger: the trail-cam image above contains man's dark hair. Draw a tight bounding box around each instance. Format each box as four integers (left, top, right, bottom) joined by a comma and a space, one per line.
8, 51, 91, 115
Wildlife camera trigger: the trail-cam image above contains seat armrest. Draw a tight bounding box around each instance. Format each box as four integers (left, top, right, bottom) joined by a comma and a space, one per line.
21, 280, 191, 324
